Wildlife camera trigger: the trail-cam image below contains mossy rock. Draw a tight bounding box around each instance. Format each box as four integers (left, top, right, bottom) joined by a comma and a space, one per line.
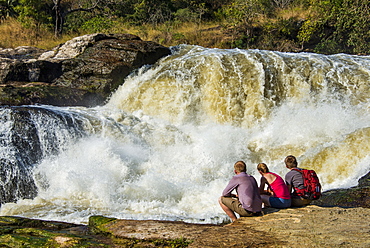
0, 216, 25, 226
0, 216, 78, 230
0, 216, 109, 247
0, 233, 107, 248
0, 226, 18, 235
314, 186, 370, 208
0, 233, 52, 247
359, 172, 370, 187
88, 216, 117, 235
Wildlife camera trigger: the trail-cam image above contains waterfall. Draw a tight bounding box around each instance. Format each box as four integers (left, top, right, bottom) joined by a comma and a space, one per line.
1, 45, 369, 224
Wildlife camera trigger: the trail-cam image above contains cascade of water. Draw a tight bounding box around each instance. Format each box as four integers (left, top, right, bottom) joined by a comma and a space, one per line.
108, 45, 370, 128
0, 106, 86, 204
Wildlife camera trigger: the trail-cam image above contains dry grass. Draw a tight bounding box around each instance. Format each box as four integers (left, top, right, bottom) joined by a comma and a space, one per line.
0, 18, 232, 50
0, 5, 308, 51
0, 18, 76, 49
120, 22, 231, 48
275, 4, 312, 20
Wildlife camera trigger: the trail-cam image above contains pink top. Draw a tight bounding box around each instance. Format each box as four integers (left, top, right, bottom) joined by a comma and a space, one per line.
267, 172, 291, 199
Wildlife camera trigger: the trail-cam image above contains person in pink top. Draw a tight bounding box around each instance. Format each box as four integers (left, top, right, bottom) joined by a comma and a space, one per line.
257, 163, 291, 208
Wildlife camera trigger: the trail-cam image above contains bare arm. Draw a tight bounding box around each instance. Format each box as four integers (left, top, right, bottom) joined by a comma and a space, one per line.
259, 176, 272, 195
287, 184, 292, 194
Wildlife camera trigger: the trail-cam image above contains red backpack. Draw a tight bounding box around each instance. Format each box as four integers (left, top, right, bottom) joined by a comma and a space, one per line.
292, 168, 322, 200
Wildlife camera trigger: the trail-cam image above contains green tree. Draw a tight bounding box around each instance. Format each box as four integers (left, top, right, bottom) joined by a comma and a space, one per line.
81, 15, 113, 33
129, 0, 174, 25
52, 0, 110, 37
299, 0, 370, 54
0, 0, 17, 19
15, 0, 52, 28
13, 0, 114, 37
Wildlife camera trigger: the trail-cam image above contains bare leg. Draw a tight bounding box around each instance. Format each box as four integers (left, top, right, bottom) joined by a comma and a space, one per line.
218, 197, 237, 222
261, 195, 271, 207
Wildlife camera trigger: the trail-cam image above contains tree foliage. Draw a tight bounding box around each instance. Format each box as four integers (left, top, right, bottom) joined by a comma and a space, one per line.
52, 0, 111, 37
1, 0, 370, 54
0, 0, 17, 19
299, 0, 370, 54
14, 0, 52, 28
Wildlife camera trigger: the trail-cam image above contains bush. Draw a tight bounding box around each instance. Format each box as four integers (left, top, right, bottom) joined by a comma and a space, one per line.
300, 0, 370, 54
81, 16, 114, 33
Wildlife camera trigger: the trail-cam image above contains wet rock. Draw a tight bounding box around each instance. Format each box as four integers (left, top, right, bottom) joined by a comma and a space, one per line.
314, 187, 370, 208
0, 34, 171, 107
313, 171, 370, 208
0, 106, 86, 204
0, 83, 104, 107
0, 216, 106, 247
359, 171, 370, 187
89, 215, 118, 235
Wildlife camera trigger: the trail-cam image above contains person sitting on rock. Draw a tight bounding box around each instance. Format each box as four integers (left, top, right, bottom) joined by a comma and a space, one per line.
219, 161, 262, 223
257, 163, 291, 209
284, 155, 312, 207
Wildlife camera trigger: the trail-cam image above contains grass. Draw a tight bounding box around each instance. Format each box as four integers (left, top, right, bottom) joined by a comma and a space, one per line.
0, 18, 234, 50
102, 20, 231, 48
0, 4, 310, 51
275, 4, 312, 20
0, 18, 78, 49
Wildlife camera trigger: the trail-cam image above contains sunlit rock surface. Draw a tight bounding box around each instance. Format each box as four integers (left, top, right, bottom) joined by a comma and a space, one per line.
0, 34, 171, 106
2, 205, 368, 247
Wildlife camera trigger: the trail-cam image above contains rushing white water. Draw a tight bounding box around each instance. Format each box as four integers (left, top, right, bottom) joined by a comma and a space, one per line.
1, 45, 370, 224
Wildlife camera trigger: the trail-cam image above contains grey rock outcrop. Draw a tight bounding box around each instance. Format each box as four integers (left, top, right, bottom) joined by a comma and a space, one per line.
0, 33, 171, 107
313, 171, 370, 208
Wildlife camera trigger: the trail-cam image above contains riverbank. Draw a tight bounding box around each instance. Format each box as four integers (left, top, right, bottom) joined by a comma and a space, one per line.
1, 205, 369, 247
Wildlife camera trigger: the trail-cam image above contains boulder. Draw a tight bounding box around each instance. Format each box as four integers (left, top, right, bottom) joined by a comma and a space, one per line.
0, 34, 171, 107
313, 171, 370, 208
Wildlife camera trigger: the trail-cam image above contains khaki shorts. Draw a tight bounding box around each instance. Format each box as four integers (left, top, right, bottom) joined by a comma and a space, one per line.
221, 196, 261, 217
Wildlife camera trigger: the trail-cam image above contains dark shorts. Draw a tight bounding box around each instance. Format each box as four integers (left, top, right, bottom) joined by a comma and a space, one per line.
269, 197, 291, 208
291, 196, 312, 207
221, 196, 261, 217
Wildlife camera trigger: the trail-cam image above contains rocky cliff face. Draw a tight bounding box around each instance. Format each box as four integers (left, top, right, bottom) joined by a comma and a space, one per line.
0, 33, 171, 107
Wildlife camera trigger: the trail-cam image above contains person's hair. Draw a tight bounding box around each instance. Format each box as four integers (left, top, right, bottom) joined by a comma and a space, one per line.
234, 161, 246, 173
285, 155, 298, 168
257, 163, 269, 173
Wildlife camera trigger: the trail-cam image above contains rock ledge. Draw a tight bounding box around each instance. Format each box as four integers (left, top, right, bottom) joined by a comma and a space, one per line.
2, 206, 368, 247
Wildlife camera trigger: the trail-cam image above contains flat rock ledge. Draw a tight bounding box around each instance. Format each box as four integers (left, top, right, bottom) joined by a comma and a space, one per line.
1, 205, 369, 247
96, 205, 370, 247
